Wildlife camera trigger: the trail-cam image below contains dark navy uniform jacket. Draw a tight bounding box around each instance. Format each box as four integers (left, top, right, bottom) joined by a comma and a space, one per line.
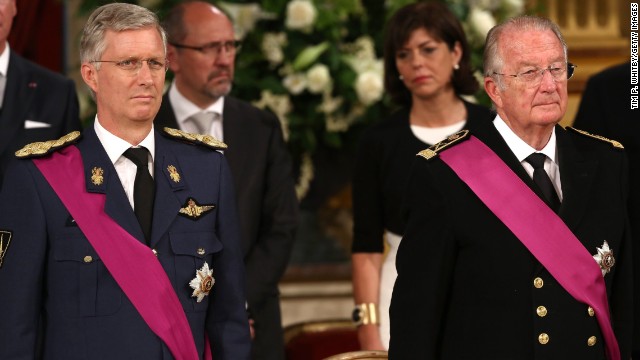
0, 126, 251, 359
389, 118, 634, 359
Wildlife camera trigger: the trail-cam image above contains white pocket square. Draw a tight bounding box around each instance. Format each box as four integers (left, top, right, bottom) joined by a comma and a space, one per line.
24, 120, 52, 129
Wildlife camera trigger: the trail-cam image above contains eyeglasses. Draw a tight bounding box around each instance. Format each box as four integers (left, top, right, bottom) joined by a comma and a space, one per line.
91, 58, 169, 74
492, 62, 577, 88
170, 40, 242, 57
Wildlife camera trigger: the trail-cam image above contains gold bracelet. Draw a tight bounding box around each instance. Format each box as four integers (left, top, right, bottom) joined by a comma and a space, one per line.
351, 302, 380, 326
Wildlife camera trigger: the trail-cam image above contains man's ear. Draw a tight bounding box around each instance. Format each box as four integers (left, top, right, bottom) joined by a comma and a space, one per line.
167, 45, 179, 73
81, 63, 98, 94
484, 76, 503, 109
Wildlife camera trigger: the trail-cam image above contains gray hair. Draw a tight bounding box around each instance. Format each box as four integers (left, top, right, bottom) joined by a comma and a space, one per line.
80, 3, 167, 66
483, 16, 567, 89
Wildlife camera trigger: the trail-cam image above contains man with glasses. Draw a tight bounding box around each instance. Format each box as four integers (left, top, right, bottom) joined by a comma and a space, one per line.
156, 2, 298, 360
390, 16, 633, 359
0, 3, 251, 359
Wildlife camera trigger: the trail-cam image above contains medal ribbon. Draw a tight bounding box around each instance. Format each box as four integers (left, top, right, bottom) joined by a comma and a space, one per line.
34, 145, 205, 360
438, 135, 619, 360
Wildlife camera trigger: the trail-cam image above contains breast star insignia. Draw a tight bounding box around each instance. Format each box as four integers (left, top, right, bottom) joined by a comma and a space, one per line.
178, 198, 215, 220
189, 262, 215, 303
593, 240, 615, 277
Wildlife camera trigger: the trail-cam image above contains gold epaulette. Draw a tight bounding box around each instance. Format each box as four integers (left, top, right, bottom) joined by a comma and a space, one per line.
163, 127, 228, 150
417, 130, 469, 160
567, 127, 624, 149
15, 131, 81, 158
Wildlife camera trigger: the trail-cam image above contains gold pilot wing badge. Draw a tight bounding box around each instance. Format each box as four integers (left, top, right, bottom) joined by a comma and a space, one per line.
178, 198, 216, 220
0, 230, 13, 268
593, 240, 615, 277
189, 262, 215, 303
167, 165, 181, 183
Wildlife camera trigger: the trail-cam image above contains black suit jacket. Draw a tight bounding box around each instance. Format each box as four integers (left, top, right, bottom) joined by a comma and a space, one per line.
155, 94, 299, 359
573, 62, 640, 357
0, 51, 80, 186
389, 118, 633, 359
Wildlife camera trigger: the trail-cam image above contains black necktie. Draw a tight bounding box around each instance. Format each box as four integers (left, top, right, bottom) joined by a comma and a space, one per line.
123, 147, 155, 243
525, 153, 560, 212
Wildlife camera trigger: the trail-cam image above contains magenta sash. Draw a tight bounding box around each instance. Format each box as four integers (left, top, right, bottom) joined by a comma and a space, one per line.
437, 135, 619, 360
34, 145, 203, 360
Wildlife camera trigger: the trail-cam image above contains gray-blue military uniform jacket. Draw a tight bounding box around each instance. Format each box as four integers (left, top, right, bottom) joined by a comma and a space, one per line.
0, 126, 251, 359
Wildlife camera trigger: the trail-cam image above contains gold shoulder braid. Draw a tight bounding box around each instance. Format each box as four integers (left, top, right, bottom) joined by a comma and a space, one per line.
15, 131, 81, 158
567, 127, 624, 149
163, 127, 228, 150
417, 130, 470, 160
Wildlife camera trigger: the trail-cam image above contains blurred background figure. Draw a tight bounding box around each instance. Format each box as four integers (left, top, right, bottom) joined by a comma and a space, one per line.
157, 2, 299, 359
0, 0, 80, 187
572, 61, 640, 359
350, 1, 492, 350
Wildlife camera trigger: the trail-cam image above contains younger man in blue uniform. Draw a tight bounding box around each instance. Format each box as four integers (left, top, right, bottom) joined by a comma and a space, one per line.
0, 3, 251, 359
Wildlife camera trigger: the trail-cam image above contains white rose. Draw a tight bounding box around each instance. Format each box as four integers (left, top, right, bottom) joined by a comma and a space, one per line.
253, 91, 291, 141
468, 8, 496, 40
306, 64, 331, 94
283, 73, 307, 95
318, 93, 343, 114
355, 71, 383, 106
285, 0, 317, 30
262, 32, 287, 65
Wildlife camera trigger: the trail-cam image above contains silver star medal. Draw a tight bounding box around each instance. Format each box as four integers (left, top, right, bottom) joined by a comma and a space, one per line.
189, 262, 215, 302
593, 240, 615, 277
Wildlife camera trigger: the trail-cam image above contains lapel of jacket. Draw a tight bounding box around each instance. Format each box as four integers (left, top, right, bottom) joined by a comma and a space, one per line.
221, 97, 246, 178
0, 53, 35, 157
555, 126, 597, 230
77, 126, 145, 243
149, 131, 185, 247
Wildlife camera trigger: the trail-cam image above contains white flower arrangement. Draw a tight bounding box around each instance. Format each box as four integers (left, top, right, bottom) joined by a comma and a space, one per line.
78, 0, 525, 200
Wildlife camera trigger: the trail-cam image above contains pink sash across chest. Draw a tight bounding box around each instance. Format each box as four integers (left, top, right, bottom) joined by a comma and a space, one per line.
34, 145, 207, 360
437, 135, 619, 360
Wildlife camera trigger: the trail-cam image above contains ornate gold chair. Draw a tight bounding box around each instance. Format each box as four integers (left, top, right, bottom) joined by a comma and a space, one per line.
284, 319, 359, 360
322, 350, 388, 360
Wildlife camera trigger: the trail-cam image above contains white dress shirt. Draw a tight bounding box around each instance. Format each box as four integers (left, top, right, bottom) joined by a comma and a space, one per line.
168, 81, 225, 140
493, 114, 563, 201
94, 117, 155, 209
0, 42, 10, 108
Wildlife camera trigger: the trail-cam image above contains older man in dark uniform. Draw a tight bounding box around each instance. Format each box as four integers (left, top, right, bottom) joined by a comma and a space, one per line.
0, 3, 250, 359
390, 16, 633, 359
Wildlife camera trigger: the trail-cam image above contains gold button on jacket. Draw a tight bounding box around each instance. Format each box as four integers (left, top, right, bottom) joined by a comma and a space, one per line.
536, 306, 547, 317
538, 333, 549, 345
533, 277, 544, 288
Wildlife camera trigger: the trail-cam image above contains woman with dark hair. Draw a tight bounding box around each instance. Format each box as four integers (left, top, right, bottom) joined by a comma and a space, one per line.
350, 1, 493, 350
